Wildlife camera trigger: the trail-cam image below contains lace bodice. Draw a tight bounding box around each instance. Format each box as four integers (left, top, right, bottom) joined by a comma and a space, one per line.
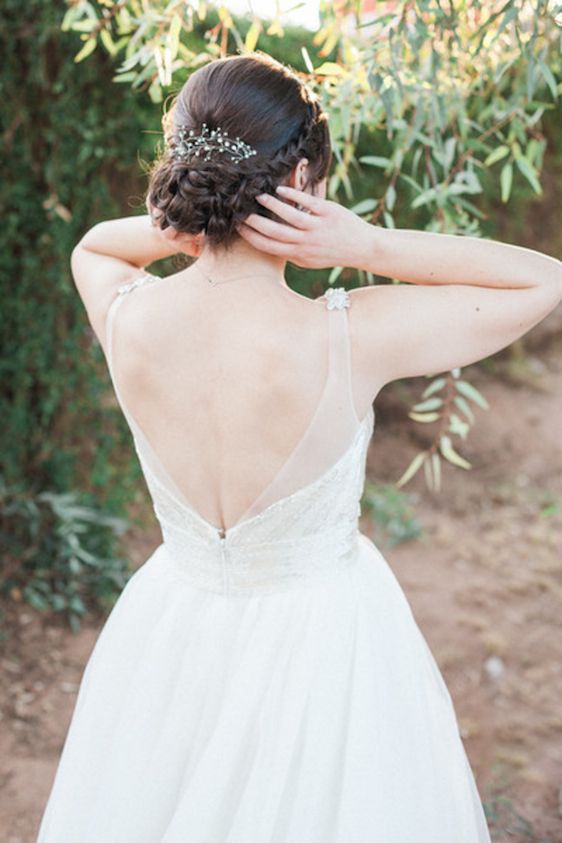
105, 275, 374, 597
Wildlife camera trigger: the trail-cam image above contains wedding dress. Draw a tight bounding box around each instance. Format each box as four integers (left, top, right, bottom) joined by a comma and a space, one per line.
36, 274, 491, 842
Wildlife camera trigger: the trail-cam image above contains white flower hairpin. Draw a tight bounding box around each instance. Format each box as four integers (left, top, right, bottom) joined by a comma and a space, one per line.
169, 123, 258, 163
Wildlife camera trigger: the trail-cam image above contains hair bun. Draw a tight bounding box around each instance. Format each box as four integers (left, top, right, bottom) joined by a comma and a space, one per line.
151, 156, 271, 246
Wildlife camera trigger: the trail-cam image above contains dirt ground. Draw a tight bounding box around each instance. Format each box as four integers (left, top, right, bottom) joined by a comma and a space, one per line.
1, 330, 561, 843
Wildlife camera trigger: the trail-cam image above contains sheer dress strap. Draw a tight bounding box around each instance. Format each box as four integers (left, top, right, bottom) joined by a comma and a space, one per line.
323, 287, 360, 426
105, 273, 160, 377
237, 286, 361, 522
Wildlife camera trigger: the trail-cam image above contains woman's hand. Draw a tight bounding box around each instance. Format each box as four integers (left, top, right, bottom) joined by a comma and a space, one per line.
146, 197, 205, 258
236, 185, 374, 269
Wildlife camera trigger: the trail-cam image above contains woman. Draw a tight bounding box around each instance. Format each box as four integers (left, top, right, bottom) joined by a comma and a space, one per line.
36, 52, 561, 842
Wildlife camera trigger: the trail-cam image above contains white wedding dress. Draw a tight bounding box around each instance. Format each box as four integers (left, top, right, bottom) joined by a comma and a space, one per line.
36, 275, 491, 842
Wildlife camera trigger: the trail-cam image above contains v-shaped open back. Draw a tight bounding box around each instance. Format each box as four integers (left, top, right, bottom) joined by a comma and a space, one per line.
104, 273, 370, 535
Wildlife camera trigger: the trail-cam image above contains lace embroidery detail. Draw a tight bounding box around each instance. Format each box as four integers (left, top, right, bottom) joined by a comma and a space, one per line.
324, 287, 350, 310
118, 273, 159, 295
134, 407, 375, 596
141, 407, 373, 543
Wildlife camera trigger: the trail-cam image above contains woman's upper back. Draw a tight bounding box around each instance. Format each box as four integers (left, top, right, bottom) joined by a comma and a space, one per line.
105, 269, 373, 532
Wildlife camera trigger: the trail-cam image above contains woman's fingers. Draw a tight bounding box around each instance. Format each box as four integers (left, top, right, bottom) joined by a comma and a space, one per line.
255, 193, 316, 229
236, 222, 294, 256
242, 213, 303, 243
274, 185, 324, 213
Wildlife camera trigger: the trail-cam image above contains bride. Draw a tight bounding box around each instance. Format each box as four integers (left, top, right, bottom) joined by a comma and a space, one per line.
36, 52, 561, 842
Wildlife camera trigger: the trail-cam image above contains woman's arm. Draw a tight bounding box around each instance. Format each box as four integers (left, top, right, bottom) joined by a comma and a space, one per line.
357, 223, 562, 293
239, 185, 562, 390
71, 214, 203, 349
243, 185, 561, 296
75, 215, 180, 268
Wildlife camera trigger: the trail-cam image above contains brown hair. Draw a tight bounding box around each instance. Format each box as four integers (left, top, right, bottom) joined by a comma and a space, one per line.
145, 52, 332, 251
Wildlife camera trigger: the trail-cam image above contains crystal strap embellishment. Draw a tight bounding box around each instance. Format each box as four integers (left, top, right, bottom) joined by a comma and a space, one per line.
324, 287, 350, 310
118, 274, 159, 295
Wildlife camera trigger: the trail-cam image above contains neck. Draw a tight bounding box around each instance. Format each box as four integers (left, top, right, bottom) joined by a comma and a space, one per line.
195, 237, 287, 286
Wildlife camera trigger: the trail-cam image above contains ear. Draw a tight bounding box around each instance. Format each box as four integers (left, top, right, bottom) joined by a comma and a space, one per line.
286, 158, 310, 190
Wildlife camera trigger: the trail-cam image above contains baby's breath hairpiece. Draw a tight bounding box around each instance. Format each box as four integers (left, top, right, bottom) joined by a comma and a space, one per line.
169, 122, 258, 163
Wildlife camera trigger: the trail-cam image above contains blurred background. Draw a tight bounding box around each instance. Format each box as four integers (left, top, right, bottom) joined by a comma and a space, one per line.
1, 1, 561, 840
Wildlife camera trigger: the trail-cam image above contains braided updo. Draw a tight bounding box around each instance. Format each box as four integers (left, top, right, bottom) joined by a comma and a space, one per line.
145, 52, 332, 251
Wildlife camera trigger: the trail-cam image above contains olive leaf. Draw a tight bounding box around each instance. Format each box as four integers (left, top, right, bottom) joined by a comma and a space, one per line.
455, 380, 490, 410
408, 411, 441, 423
421, 377, 446, 399
396, 451, 427, 488
453, 395, 475, 424
431, 453, 442, 492
412, 397, 443, 412
439, 435, 472, 470
448, 413, 470, 440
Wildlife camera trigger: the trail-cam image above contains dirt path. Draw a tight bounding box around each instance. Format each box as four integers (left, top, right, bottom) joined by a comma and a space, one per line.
1, 335, 561, 842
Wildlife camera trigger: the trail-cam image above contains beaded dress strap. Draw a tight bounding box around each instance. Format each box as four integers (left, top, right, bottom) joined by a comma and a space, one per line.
322, 286, 359, 427
105, 273, 161, 374
323, 286, 351, 311
117, 272, 160, 296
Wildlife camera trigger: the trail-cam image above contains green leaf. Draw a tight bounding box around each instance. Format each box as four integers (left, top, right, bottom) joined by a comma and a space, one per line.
383, 211, 395, 229
74, 37, 97, 63
431, 453, 441, 492
453, 395, 475, 424
500, 162, 513, 203
244, 19, 261, 52
410, 187, 437, 209
443, 136, 456, 171
412, 397, 443, 412
447, 182, 482, 198
24, 587, 49, 611
408, 411, 441, 423
448, 413, 470, 440
514, 156, 542, 195
314, 62, 345, 77
424, 455, 434, 491
397, 172, 422, 192
396, 451, 427, 488
350, 198, 377, 215
328, 266, 343, 285
61, 6, 81, 31
301, 46, 314, 73
421, 377, 446, 399
148, 79, 163, 103
71, 20, 98, 33
484, 145, 510, 167
51, 594, 67, 611
439, 435, 472, 470
455, 380, 489, 410
386, 183, 396, 211
168, 13, 183, 59
100, 28, 117, 55
112, 71, 137, 83
538, 61, 558, 101
359, 155, 391, 169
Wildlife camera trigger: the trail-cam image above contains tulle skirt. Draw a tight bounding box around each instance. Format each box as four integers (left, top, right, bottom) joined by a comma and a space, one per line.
36, 533, 491, 842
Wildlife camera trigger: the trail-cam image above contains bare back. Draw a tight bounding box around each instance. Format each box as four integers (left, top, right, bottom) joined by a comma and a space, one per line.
105, 269, 376, 533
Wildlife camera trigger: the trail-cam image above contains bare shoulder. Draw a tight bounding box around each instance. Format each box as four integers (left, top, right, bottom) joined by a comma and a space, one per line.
70, 242, 161, 343
345, 279, 561, 388
346, 283, 407, 345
